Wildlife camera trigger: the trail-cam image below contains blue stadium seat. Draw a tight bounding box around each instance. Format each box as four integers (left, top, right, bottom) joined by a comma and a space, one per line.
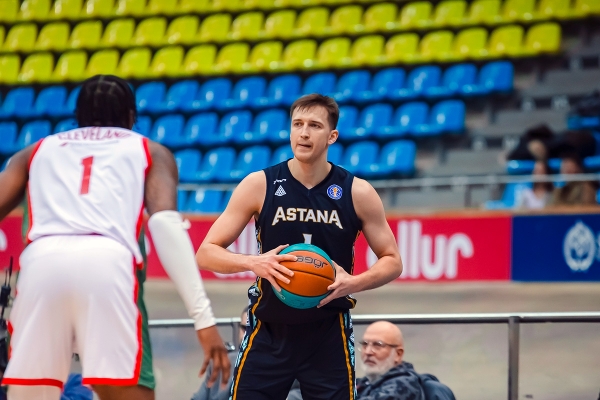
183, 78, 232, 112
197, 147, 236, 182
355, 68, 405, 103
363, 140, 416, 178
174, 149, 202, 183
183, 113, 219, 147
426, 64, 477, 98
220, 190, 233, 212
149, 114, 185, 147
568, 115, 600, 130
30, 86, 68, 117
227, 145, 271, 182
389, 66, 441, 100
202, 110, 253, 146
332, 70, 371, 103
236, 109, 286, 145
177, 189, 188, 212
339, 141, 379, 175
347, 103, 393, 141
413, 100, 465, 136
0, 88, 35, 118
585, 155, 600, 171
221, 77, 267, 111
186, 189, 224, 213
549, 158, 561, 173
461, 61, 514, 96
158, 80, 199, 112
54, 118, 77, 133
253, 75, 302, 109
337, 106, 358, 140
506, 160, 535, 175
133, 115, 152, 137
485, 182, 532, 209
58, 86, 80, 117
0, 122, 18, 155
267, 112, 290, 144
376, 102, 429, 138
328, 143, 343, 165
301, 73, 336, 98
136, 82, 166, 114
15, 120, 51, 151
271, 145, 294, 165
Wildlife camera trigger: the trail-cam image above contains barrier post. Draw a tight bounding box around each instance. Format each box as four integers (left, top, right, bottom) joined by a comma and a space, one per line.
508, 316, 520, 400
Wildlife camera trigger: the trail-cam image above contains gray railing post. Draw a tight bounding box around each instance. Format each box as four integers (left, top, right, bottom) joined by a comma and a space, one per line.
508, 316, 520, 400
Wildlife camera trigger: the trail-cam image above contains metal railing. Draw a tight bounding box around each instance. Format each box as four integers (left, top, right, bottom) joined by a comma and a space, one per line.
149, 312, 600, 400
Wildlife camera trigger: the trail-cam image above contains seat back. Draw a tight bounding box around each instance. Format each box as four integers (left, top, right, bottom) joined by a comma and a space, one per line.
149, 46, 184, 77
2, 87, 35, 117
174, 149, 202, 182
524, 23, 561, 53
337, 106, 358, 133
379, 140, 416, 175
266, 74, 301, 103
132, 17, 166, 46
329, 5, 363, 34
117, 47, 151, 78
19, 52, 54, 83
54, 51, 87, 82
359, 103, 393, 132
316, 37, 351, 68
340, 141, 379, 174
466, 0, 501, 24
17, 120, 51, 149
232, 146, 272, 176
201, 147, 236, 181
264, 10, 296, 38
0, 55, 18, 84
70, 21, 102, 49
295, 7, 329, 36
214, 42, 249, 73
231, 76, 267, 104
282, 40, 317, 70
136, 81, 166, 112
364, 3, 398, 32
327, 143, 343, 164
164, 80, 198, 110
252, 109, 287, 138
20, 0, 51, 20
101, 19, 135, 48
36, 22, 69, 51
335, 70, 370, 100
502, 0, 535, 21
271, 144, 294, 165
385, 33, 419, 62
537, 0, 570, 18
453, 27, 487, 58
398, 1, 432, 28
5, 23, 37, 52
303, 72, 336, 96
230, 11, 264, 40
248, 41, 283, 71
420, 30, 454, 60
488, 25, 524, 55
187, 189, 224, 213
182, 45, 216, 75
198, 13, 231, 42
35, 86, 68, 116
166, 16, 199, 45
115, 0, 146, 16
478, 61, 513, 92
393, 102, 429, 130
442, 63, 477, 90
83, 0, 115, 17
220, 110, 253, 142
133, 115, 151, 136
185, 113, 219, 144
0, 0, 18, 23
196, 78, 232, 106
54, 118, 78, 134
0, 122, 18, 153
370, 68, 406, 96
86, 49, 119, 76
406, 66, 442, 92
429, 100, 465, 132
150, 114, 185, 146
432, 0, 467, 26
351, 35, 384, 65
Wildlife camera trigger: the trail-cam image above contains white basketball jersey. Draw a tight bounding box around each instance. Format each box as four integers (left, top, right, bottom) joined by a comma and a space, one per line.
27, 127, 151, 263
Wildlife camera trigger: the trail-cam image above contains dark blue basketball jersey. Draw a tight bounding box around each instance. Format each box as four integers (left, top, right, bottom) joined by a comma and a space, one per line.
249, 160, 362, 324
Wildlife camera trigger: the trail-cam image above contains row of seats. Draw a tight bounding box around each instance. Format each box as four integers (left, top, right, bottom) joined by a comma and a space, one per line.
0, 63, 511, 118
0, 23, 559, 84
2, 0, 598, 23
178, 188, 232, 214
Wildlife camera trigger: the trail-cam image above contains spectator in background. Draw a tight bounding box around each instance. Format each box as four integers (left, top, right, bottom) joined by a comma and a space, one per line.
506, 125, 554, 161
515, 160, 553, 210
550, 153, 599, 206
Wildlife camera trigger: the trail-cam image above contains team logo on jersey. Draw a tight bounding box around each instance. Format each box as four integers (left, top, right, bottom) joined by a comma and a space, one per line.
275, 185, 286, 196
274, 178, 287, 184
327, 184, 343, 200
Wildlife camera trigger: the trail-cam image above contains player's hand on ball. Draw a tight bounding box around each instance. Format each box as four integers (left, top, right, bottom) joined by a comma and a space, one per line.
318, 262, 358, 308
248, 244, 296, 292
197, 325, 231, 388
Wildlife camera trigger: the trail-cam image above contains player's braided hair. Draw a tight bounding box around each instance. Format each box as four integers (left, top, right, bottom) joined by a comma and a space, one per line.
76, 75, 136, 129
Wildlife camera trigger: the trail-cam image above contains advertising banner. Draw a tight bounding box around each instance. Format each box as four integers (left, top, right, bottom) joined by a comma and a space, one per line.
512, 214, 600, 281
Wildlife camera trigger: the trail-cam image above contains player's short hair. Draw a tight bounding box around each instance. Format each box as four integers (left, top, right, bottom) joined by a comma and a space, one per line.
290, 94, 339, 130
76, 75, 136, 129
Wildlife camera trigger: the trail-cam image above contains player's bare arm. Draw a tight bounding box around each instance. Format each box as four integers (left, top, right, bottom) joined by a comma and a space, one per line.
319, 177, 402, 307
196, 171, 296, 292
0, 146, 35, 221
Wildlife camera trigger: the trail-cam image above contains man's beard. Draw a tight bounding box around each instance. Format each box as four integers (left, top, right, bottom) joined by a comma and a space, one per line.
362, 351, 397, 383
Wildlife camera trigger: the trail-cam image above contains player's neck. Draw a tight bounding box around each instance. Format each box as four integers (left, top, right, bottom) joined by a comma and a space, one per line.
288, 157, 331, 190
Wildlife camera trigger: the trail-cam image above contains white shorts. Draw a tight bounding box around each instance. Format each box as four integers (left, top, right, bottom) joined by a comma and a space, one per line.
3, 235, 142, 389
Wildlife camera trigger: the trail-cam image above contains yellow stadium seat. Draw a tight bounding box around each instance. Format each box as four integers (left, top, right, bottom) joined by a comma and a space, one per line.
398, 1, 433, 29
313, 37, 350, 68
82, 0, 114, 17
535, 0, 571, 19
213, 43, 249, 74
262, 10, 296, 39
243, 41, 283, 72
118, 47, 151, 78
229, 12, 264, 40
571, 0, 600, 17
198, 14, 231, 42
165, 16, 199, 45
19, 53, 53, 83
487, 25, 523, 57
246, 0, 277, 8
0, 55, 20, 84
294, 7, 329, 37
181, 45, 216, 75
280, 0, 320, 5
432, 0, 467, 27
382, 33, 419, 64
115, 0, 146, 16
70, 21, 102, 49
326, 5, 363, 35
180, 0, 210, 13
0, 27, 4, 47
0, 0, 19, 23
360, 3, 398, 32
52, 51, 87, 82
132, 17, 166, 46
277, 39, 317, 71
345, 35, 384, 66
50, 0, 82, 19
464, 0, 502, 24
101, 19, 134, 48
148, 46, 183, 77
212, 0, 244, 11
450, 27, 487, 59
86, 49, 119, 76
522, 23, 561, 55
35, 22, 70, 51
419, 30, 454, 61
501, 0, 535, 22
4, 24, 37, 52
19, 0, 51, 21
145, 0, 177, 15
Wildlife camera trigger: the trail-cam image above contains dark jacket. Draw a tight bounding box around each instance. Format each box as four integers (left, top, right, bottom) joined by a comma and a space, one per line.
357, 362, 425, 400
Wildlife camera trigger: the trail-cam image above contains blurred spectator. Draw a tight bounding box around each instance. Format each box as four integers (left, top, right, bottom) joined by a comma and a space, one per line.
547, 130, 597, 160
507, 125, 554, 161
550, 153, 599, 206
357, 321, 454, 400
515, 160, 553, 210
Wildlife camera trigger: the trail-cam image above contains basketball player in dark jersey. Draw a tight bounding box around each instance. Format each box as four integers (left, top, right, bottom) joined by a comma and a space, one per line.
196, 94, 402, 400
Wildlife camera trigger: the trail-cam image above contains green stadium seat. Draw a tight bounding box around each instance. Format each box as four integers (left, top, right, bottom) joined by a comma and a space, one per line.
398, 1, 433, 29
212, 0, 244, 11
86, 49, 119, 76
243, 41, 283, 72
118, 47, 151, 78
262, 10, 296, 39
246, 0, 277, 8
149, 46, 183, 77
361, 3, 398, 32
535, 0, 571, 19
432, 0, 467, 27
294, 7, 329, 37
165, 16, 199, 45
501, 0, 535, 22
313, 37, 350, 69
451, 27, 488, 59
326, 5, 363, 35
198, 14, 231, 42
180, 0, 210, 12
82, 0, 114, 17
115, 0, 146, 16
521, 23, 561, 55
382, 33, 419, 64
571, 0, 600, 17
487, 25, 524, 57
4, 24, 37, 52
419, 30, 454, 62
464, 0, 502, 25
277, 39, 316, 71
0, 27, 5, 47
282, 0, 320, 5
146, 0, 177, 15
229, 12, 264, 41
101, 19, 134, 48
50, 0, 82, 19
70, 21, 102, 49
181, 45, 217, 75
52, 51, 87, 82
132, 17, 166, 46
19, 53, 53, 83
346, 35, 384, 67
0, 0, 18, 23
19, 0, 51, 21
0, 55, 20, 84
35, 22, 70, 51
213, 43, 249, 74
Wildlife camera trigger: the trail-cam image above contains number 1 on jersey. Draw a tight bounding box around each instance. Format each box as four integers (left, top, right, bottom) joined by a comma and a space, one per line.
80, 156, 94, 195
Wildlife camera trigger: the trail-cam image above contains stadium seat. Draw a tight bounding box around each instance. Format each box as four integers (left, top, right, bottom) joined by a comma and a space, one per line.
198, 14, 232, 43
213, 43, 249, 74
212, 0, 243, 11
132, 17, 166, 47
339, 141, 379, 175
57, 86, 80, 117
364, 140, 416, 178
432, 0, 467, 26
294, 7, 329, 37
390, 66, 441, 100
484, 182, 532, 209
332, 70, 371, 103
0, 123, 18, 155
253, 74, 301, 108
183, 78, 231, 111
227, 146, 271, 182
115, 0, 145, 16
101, 19, 134, 48
54, 118, 77, 133
451, 28, 488, 59
222, 77, 267, 110
346, 35, 384, 67
487, 25, 524, 57
133, 115, 151, 136
86, 49, 119, 77
229, 12, 263, 40
31, 86, 68, 117
277, 40, 317, 71
398, 1, 433, 29
271, 145, 294, 165
19, 53, 54, 83
262, 10, 296, 39
0, 87, 35, 118
50, 0, 82, 18
117, 48, 151, 78
0, 0, 18, 23
177, 190, 187, 212
461, 61, 513, 95
413, 100, 465, 136
336, 106, 358, 139
376, 102, 429, 138
419, 30, 454, 62
217, 111, 253, 145
327, 143, 343, 164
238, 109, 287, 145
346, 103, 393, 141
506, 160, 535, 175
196, 147, 236, 182
16, 120, 51, 151
355, 68, 405, 103
148, 46, 184, 78
136, 82, 166, 113
571, 0, 600, 17
426, 63, 477, 98
179, 0, 209, 12
0, 27, 4, 47
146, 0, 177, 15
521, 23, 561, 55
181, 45, 217, 76
326, 5, 362, 35
465, 0, 502, 24
302, 72, 336, 97
361, 3, 398, 32
35, 22, 69, 51
535, 0, 571, 19
69, 21, 102, 49
243, 41, 283, 73
181, 113, 219, 146
186, 189, 223, 213
174, 149, 201, 183
381, 34, 419, 64
584, 156, 600, 171
0, 55, 20, 85
165, 16, 199, 45
19, 0, 51, 20
501, 0, 535, 21
149, 114, 185, 148
82, 0, 114, 17
313, 37, 351, 69
159, 80, 198, 112
4, 24, 37, 52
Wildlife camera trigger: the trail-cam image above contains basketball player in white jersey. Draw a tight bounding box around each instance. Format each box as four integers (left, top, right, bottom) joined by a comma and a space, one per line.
0, 75, 230, 400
